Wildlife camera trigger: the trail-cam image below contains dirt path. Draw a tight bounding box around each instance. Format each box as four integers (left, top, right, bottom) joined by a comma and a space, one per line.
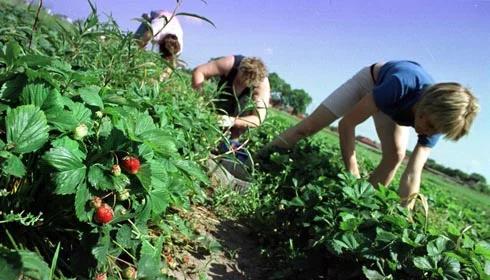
168, 206, 268, 280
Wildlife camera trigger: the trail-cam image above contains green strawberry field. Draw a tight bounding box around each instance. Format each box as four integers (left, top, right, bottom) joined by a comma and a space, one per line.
0, 1, 489, 279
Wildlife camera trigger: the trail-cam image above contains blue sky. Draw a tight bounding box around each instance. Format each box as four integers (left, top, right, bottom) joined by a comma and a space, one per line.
44, 0, 490, 181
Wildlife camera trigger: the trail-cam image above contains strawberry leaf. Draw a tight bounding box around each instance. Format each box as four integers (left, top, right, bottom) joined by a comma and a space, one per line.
139, 129, 177, 157
149, 188, 170, 216
137, 237, 164, 278
43, 146, 85, 171
173, 159, 209, 184
92, 228, 111, 268
17, 249, 51, 280
1, 153, 26, 178
75, 183, 91, 222
6, 105, 49, 154
67, 102, 91, 125
88, 164, 113, 190
79, 85, 104, 109
45, 109, 78, 132
19, 83, 63, 112
43, 146, 86, 194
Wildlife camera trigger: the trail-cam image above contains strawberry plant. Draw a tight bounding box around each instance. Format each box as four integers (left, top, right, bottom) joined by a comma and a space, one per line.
0, 0, 220, 278
217, 115, 490, 279
0, 0, 488, 279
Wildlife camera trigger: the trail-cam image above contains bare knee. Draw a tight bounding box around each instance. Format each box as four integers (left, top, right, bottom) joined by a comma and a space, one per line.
382, 150, 406, 167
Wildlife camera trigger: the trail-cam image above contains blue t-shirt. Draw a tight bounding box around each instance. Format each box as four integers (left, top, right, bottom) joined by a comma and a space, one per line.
372, 60, 442, 148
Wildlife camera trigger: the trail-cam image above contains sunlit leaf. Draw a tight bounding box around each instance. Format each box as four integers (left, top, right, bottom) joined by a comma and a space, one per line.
1, 153, 26, 177
137, 237, 164, 278
6, 105, 49, 154
79, 85, 104, 108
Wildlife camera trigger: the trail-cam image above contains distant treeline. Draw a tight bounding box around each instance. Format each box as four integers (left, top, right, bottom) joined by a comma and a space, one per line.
425, 158, 489, 194
268, 72, 312, 115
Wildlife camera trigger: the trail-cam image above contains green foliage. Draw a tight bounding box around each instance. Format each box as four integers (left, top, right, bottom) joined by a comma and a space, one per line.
0, 0, 221, 278
213, 114, 490, 279
0, 0, 488, 279
0, 246, 51, 280
268, 72, 312, 114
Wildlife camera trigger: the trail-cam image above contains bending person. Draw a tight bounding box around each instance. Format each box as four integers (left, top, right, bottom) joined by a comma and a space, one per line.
192, 55, 270, 140
262, 60, 479, 207
134, 10, 183, 65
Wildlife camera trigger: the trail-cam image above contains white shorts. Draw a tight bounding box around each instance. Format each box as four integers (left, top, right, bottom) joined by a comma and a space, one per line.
321, 66, 375, 117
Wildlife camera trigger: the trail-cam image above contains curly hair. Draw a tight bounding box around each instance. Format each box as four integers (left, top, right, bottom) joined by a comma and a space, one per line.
158, 34, 181, 61
238, 57, 268, 87
416, 82, 479, 141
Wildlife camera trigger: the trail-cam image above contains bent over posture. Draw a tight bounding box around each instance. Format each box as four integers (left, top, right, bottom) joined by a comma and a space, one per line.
192, 55, 271, 139
264, 61, 479, 207
134, 10, 183, 64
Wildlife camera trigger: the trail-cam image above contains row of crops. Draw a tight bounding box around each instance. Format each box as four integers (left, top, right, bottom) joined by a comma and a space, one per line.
226, 117, 490, 279
0, 1, 489, 279
0, 1, 225, 279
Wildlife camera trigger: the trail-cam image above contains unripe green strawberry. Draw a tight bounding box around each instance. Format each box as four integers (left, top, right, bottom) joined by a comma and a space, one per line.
73, 123, 88, 140
112, 164, 121, 176
117, 189, 130, 201
94, 203, 114, 224
91, 196, 102, 209
122, 266, 137, 279
95, 111, 104, 118
121, 156, 141, 174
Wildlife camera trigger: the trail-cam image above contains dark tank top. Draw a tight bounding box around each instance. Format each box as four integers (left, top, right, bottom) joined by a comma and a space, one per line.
216, 55, 252, 115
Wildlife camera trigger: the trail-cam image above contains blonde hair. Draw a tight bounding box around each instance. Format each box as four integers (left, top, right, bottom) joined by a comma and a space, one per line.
416, 82, 479, 140
238, 57, 268, 87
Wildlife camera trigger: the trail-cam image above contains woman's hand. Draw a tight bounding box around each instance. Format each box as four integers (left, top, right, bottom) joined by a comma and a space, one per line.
217, 115, 236, 128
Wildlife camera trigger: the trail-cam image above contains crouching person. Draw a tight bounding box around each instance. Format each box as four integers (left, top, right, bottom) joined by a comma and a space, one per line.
192, 55, 271, 182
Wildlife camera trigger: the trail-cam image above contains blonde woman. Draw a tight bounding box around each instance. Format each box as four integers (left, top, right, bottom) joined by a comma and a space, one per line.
262, 61, 479, 207
192, 55, 271, 140
192, 55, 270, 179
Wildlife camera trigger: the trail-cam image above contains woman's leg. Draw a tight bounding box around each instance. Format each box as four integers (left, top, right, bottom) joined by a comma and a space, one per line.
268, 105, 337, 148
268, 66, 374, 149
369, 112, 409, 187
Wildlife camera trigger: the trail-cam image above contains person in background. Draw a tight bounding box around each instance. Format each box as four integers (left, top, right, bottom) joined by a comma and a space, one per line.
260, 60, 479, 207
192, 55, 270, 179
134, 10, 183, 66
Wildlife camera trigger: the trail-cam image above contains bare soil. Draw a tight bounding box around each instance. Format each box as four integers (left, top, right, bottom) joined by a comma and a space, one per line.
168, 206, 269, 280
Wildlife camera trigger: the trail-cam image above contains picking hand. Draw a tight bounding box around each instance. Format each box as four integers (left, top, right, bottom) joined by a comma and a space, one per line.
218, 115, 235, 128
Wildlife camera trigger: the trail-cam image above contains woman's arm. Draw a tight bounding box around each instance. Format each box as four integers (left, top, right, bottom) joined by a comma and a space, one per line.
191, 55, 234, 90
338, 93, 379, 177
232, 77, 271, 128
399, 144, 431, 208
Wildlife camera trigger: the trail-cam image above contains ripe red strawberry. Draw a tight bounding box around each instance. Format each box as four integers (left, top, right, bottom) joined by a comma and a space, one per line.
111, 164, 121, 176
121, 156, 140, 174
94, 203, 114, 224
122, 267, 137, 279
